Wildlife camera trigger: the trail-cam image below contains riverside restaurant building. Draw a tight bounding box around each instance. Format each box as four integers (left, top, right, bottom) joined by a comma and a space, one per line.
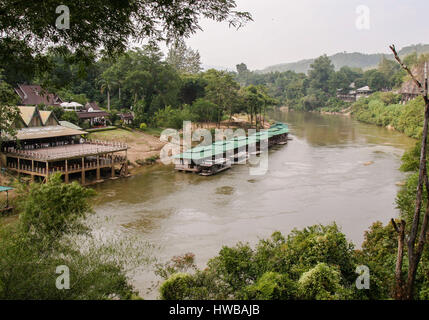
0, 106, 129, 185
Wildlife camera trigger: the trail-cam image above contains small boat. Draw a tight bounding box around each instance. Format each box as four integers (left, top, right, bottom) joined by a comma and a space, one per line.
230, 151, 249, 164
199, 158, 232, 176
249, 150, 261, 156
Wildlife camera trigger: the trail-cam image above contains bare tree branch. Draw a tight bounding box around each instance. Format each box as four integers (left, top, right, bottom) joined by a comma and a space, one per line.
389, 45, 424, 94
390, 44, 429, 299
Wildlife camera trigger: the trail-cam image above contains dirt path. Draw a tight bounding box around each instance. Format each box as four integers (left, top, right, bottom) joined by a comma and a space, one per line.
88, 128, 166, 166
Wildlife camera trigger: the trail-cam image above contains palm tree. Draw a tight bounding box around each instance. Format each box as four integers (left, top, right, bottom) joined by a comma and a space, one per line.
98, 78, 112, 111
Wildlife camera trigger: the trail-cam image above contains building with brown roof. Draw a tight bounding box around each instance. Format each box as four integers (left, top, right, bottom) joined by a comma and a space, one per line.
399, 63, 427, 103
15, 84, 63, 106
77, 102, 110, 127
118, 113, 134, 125
1, 106, 128, 185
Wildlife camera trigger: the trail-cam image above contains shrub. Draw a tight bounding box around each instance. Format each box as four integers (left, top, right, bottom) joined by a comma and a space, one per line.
351, 93, 424, 139
244, 272, 297, 300
160, 273, 195, 300
298, 263, 346, 300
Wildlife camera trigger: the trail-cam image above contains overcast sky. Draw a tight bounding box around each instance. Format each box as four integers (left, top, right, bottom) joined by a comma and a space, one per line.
184, 0, 428, 71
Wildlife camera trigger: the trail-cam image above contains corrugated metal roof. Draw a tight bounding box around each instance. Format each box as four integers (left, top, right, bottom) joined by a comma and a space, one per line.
59, 121, 83, 130
77, 111, 110, 119
14, 126, 87, 141
174, 123, 288, 160
0, 186, 13, 192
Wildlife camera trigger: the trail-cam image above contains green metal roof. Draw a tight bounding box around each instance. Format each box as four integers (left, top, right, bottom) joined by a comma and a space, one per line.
174, 123, 288, 161
0, 186, 13, 192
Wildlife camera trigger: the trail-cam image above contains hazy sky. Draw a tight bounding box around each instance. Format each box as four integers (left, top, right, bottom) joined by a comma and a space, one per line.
184, 0, 428, 71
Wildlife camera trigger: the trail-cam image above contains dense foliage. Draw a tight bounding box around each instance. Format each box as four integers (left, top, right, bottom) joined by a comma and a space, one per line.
0, 0, 251, 84
0, 71, 20, 141
235, 53, 408, 112
352, 92, 423, 139
159, 224, 367, 300
259, 44, 429, 74
0, 174, 149, 299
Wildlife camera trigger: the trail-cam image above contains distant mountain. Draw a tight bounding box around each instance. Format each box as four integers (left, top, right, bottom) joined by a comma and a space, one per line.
258, 44, 429, 74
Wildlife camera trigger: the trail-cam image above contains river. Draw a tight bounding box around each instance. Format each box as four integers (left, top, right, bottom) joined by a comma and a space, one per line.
91, 110, 415, 298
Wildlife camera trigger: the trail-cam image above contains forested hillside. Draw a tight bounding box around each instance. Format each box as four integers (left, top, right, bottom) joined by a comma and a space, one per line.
258, 44, 429, 74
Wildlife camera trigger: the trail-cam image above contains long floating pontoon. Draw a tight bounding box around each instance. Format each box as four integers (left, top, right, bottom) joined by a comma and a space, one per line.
173, 123, 289, 176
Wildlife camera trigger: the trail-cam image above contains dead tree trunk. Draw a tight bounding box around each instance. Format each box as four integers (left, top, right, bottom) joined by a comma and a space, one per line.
390, 45, 429, 299
392, 219, 406, 299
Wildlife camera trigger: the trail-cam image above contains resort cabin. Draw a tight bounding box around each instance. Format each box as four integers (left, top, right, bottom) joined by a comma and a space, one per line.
399, 63, 428, 104
77, 102, 110, 128
15, 84, 63, 107
1, 106, 128, 185
119, 113, 134, 125
336, 82, 358, 103
337, 83, 373, 102
355, 86, 372, 100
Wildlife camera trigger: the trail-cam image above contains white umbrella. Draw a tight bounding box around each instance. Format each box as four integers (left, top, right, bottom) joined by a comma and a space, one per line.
69, 102, 83, 107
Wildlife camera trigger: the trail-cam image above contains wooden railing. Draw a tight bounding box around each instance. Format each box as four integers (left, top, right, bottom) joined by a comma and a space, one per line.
5, 141, 128, 161
7, 155, 126, 175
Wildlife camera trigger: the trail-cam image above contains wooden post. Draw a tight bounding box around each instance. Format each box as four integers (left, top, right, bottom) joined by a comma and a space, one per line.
17, 157, 20, 178
46, 161, 49, 178
65, 159, 69, 183
111, 153, 115, 178
81, 157, 85, 185
125, 150, 128, 176
96, 155, 100, 180
31, 159, 34, 182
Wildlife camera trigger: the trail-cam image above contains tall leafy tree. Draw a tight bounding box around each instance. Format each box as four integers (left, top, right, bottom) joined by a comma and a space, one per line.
203, 69, 240, 125
166, 40, 202, 74
0, 72, 20, 143
308, 55, 336, 95
0, 0, 251, 81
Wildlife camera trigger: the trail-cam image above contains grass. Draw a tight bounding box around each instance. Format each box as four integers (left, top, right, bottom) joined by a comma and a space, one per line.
139, 127, 164, 137
89, 127, 164, 142
88, 128, 149, 143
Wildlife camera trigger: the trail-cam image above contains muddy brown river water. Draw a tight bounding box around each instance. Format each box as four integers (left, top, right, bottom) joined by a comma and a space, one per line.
91, 110, 415, 298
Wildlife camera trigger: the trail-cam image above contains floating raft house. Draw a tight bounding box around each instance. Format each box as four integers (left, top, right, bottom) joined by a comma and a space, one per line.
173, 123, 289, 175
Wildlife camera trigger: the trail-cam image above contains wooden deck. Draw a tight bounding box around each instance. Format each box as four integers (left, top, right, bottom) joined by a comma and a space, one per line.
4, 141, 129, 185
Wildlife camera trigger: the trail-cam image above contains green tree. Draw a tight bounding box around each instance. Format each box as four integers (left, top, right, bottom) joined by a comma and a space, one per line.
298, 263, 349, 300
308, 55, 336, 95
191, 98, 219, 123
166, 40, 202, 74
0, 174, 151, 299
98, 70, 116, 111
158, 223, 360, 300
17, 174, 95, 242
179, 74, 207, 105
203, 69, 240, 125
0, 72, 20, 143
0, 0, 251, 80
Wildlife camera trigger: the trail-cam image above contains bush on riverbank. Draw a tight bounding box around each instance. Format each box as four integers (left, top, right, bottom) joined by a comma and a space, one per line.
157, 223, 398, 300
351, 92, 424, 139
158, 217, 429, 300
0, 174, 150, 299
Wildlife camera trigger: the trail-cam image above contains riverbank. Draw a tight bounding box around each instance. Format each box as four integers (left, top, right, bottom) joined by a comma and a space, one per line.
88, 128, 166, 169
314, 92, 422, 140
88, 117, 273, 171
